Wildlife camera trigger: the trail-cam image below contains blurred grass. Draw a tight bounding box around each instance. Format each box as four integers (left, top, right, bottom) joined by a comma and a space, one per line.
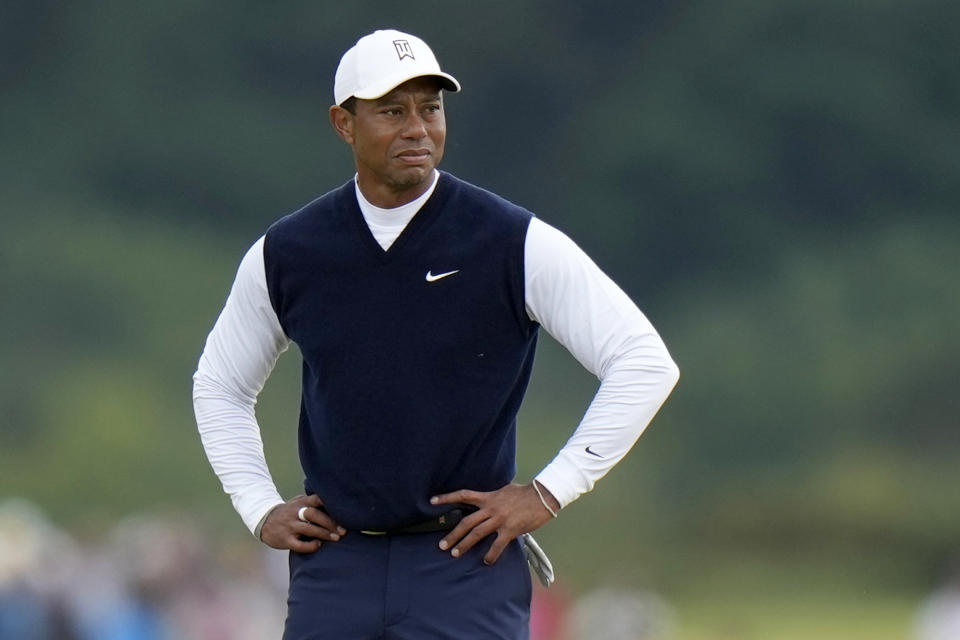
645, 545, 918, 639
672, 590, 914, 640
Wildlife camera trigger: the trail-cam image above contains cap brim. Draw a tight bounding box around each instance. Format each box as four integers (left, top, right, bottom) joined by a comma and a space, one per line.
353, 72, 461, 101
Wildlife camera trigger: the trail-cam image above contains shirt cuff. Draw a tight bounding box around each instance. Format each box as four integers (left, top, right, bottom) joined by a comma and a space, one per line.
235, 490, 285, 537
253, 502, 284, 540
534, 453, 592, 510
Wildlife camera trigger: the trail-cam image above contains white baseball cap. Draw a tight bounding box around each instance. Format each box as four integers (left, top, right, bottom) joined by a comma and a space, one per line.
334, 29, 461, 106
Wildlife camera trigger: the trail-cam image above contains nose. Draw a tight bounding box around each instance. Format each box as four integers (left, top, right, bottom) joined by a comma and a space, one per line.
401, 112, 428, 140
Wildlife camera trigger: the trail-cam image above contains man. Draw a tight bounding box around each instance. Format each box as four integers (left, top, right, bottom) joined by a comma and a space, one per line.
193, 29, 678, 640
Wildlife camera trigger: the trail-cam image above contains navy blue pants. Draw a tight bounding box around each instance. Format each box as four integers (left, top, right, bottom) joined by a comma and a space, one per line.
283, 530, 531, 639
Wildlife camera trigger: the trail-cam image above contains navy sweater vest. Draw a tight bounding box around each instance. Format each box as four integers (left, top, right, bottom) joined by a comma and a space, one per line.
263, 172, 539, 531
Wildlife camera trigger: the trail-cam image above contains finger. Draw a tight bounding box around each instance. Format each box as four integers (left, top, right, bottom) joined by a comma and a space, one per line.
450, 519, 497, 558
296, 522, 341, 542
288, 536, 322, 554
482, 533, 511, 566
300, 507, 347, 536
431, 489, 483, 506
438, 511, 487, 551
305, 494, 325, 507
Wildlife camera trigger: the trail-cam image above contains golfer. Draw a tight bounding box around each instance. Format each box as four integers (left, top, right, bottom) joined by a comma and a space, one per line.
193, 29, 679, 639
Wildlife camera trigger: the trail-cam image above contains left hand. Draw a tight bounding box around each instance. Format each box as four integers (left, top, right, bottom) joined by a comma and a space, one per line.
430, 482, 560, 565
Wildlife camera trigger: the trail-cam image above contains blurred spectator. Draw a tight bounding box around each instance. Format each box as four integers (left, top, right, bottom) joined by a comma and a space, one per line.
915, 556, 960, 640
0, 499, 81, 640
66, 538, 167, 640
530, 582, 571, 640
568, 587, 675, 640
1, 499, 289, 640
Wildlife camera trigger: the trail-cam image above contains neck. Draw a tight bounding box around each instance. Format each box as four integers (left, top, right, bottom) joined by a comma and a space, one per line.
356, 171, 437, 209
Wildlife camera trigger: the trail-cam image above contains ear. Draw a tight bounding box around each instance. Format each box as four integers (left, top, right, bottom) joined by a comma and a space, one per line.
329, 105, 355, 144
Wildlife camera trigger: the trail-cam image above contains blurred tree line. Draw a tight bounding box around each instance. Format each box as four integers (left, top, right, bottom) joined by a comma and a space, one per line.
2, 0, 958, 595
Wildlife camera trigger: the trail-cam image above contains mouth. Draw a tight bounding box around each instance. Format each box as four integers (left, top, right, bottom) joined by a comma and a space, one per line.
395, 148, 432, 165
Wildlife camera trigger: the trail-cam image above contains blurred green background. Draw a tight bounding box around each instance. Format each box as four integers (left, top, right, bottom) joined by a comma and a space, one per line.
2, 1, 958, 637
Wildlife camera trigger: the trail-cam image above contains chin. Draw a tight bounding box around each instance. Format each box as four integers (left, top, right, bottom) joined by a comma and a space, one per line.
393, 166, 434, 189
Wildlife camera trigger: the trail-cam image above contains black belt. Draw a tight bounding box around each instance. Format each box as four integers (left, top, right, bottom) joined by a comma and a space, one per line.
360, 507, 474, 536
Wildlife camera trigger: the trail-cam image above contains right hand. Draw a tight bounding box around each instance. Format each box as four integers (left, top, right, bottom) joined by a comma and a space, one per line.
259, 494, 347, 553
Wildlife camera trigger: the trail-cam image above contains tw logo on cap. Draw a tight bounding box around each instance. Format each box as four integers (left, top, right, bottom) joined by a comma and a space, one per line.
393, 39, 415, 60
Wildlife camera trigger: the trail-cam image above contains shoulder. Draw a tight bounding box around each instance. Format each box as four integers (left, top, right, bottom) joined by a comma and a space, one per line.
525, 217, 599, 281
262, 179, 356, 269
526, 218, 586, 256
266, 178, 355, 240
438, 172, 534, 226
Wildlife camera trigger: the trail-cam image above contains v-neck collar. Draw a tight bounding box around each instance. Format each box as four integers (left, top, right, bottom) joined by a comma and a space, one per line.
343, 172, 453, 263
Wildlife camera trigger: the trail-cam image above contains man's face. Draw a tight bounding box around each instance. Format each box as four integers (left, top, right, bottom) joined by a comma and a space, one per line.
332, 77, 447, 207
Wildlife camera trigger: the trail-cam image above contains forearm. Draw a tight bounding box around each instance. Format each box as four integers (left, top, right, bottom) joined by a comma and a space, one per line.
193, 372, 285, 535
535, 331, 679, 507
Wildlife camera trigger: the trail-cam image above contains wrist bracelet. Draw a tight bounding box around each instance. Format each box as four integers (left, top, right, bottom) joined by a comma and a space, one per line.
533, 480, 559, 519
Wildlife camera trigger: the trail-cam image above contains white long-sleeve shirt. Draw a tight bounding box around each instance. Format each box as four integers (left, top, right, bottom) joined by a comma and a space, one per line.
193, 172, 679, 536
